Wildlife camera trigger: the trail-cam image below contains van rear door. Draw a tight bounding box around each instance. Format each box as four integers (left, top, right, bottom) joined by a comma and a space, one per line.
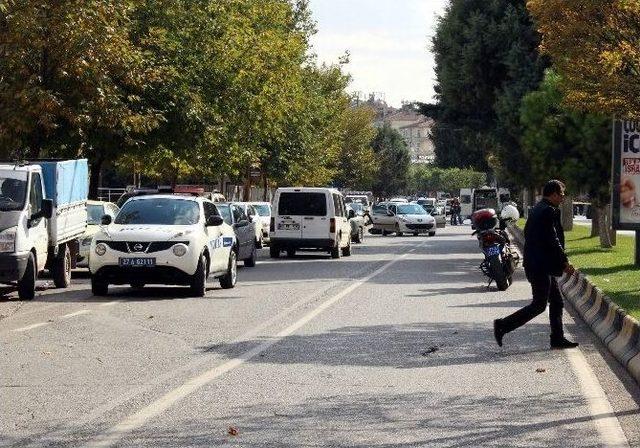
276, 192, 329, 240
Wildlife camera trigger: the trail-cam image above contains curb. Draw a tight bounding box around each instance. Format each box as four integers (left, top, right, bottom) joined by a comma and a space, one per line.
507, 224, 640, 385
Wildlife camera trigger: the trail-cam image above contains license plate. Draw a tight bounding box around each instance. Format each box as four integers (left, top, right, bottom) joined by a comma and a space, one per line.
279, 223, 300, 230
119, 257, 156, 267
484, 246, 501, 257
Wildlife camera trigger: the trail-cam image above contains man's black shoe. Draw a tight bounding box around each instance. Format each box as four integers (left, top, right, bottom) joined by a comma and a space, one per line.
550, 337, 579, 349
493, 319, 504, 347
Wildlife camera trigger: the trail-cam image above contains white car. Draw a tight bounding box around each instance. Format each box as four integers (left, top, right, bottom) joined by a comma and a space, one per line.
77, 200, 119, 268
247, 201, 272, 245
236, 202, 266, 248
372, 202, 436, 236
89, 195, 237, 296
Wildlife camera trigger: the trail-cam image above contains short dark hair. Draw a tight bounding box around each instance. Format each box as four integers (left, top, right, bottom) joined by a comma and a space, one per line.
543, 179, 565, 197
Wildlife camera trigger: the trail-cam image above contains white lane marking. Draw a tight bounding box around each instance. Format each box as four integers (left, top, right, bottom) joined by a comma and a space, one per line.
83, 244, 421, 448
565, 349, 629, 447
99, 301, 120, 307
61, 310, 91, 319
11, 322, 49, 333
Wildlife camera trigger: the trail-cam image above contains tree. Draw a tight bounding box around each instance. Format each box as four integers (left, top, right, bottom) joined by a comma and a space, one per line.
428, 0, 546, 184
520, 70, 613, 246
334, 105, 378, 190
409, 166, 487, 195
371, 124, 410, 197
528, 0, 640, 117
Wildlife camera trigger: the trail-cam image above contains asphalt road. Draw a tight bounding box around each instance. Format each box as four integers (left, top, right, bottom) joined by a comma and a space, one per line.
1, 226, 639, 447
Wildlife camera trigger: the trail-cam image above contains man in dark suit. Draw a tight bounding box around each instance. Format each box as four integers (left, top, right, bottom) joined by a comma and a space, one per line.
493, 180, 578, 349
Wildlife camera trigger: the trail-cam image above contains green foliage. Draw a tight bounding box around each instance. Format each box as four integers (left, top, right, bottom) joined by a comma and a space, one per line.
409, 166, 487, 195
520, 70, 611, 204
334, 106, 378, 190
371, 124, 410, 197
429, 0, 546, 184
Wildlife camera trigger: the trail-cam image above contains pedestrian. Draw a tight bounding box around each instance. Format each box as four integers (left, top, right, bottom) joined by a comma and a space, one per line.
493, 179, 578, 349
450, 197, 461, 225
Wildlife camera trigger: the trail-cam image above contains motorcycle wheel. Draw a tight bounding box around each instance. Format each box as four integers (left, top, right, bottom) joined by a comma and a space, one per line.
488, 254, 509, 291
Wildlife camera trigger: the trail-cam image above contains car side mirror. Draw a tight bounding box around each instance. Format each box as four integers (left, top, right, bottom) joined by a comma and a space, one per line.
41, 199, 53, 219
348, 209, 355, 219
206, 215, 224, 227
101, 214, 113, 225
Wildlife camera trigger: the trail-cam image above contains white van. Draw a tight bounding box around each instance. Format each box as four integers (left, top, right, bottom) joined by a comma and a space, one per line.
269, 187, 353, 259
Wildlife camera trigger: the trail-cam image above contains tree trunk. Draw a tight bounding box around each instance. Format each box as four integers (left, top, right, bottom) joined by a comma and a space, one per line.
598, 204, 615, 248
561, 195, 573, 231
88, 158, 103, 200
590, 206, 600, 237
243, 165, 251, 202
262, 172, 269, 202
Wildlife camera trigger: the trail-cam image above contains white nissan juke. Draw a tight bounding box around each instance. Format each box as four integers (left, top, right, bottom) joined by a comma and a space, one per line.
89, 195, 238, 297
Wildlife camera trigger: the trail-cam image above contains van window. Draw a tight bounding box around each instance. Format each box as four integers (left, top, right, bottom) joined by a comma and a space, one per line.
332, 193, 345, 217
278, 192, 327, 216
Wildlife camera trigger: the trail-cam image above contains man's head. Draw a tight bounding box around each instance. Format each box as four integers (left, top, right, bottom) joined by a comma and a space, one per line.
543, 179, 565, 207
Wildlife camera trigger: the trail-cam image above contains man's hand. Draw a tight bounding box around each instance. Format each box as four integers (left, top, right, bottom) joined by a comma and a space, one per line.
563, 263, 576, 275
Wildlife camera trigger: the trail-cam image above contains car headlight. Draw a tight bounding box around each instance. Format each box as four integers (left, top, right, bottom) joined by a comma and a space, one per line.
172, 243, 188, 257
0, 227, 17, 253
95, 243, 107, 256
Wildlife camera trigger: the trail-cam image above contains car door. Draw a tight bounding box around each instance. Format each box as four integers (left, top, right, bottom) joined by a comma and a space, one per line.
334, 194, 350, 246
204, 202, 226, 273
27, 173, 48, 272
382, 203, 397, 231
232, 204, 252, 259
299, 192, 330, 240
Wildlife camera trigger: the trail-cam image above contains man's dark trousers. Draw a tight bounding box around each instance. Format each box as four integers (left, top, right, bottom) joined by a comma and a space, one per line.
500, 268, 564, 338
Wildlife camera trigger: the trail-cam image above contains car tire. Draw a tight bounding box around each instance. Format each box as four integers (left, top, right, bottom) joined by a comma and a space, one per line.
395, 224, 403, 237
429, 231, 436, 237
286, 248, 296, 258
413, 232, 419, 236
382, 230, 389, 236
190, 254, 208, 297
91, 277, 108, 296
17, 253, 36, 301
255, 236, 263, 249
52, 243, 71, 288
342, 239, 352, 257
269, 245, 280, 259
219, 250, 237, 289
244, 245, 257, 267
330, 239, 341, 259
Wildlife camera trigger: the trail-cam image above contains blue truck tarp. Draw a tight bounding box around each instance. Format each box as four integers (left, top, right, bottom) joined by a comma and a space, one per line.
37, 160, 89, 206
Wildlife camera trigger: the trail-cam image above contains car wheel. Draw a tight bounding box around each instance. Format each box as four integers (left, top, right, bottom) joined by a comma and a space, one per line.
17, 253, 36, 301
330, 239, 341, 259
190, 254, 208, 297
91, 277, 108, 296
287, 248, 296, 258
342, 238, 352, 257
52, 243, 72, 288
413, 232, 419, 236
269, 245, 280, 259
395, 224, 403, 237
255, 236, 263, 249
429, 231, 436, 237
244, 244, 257, 267
219, 250, 238, 289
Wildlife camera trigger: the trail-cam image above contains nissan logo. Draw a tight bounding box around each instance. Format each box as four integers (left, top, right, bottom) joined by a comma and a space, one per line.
134, 243, 144, 251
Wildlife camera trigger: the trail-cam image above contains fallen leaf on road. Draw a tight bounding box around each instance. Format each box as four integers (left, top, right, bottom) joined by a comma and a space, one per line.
41, 352, 51, 356
452, 331, 459, 335
96, 357, 103, 364
536, 368, 546, 373
148, 315, 154, 319
421, 346, 440, 356
228, 426, 239, 436
48, 319, 54, 323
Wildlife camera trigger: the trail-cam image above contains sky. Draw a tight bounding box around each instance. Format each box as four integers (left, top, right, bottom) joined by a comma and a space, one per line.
309, 0, 449, 107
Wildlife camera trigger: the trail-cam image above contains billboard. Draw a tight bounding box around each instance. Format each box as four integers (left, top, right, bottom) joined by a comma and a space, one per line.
613, 119, 640, 230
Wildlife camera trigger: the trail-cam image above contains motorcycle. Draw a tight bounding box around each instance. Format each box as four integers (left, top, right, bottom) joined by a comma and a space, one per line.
471, 205, 520, 291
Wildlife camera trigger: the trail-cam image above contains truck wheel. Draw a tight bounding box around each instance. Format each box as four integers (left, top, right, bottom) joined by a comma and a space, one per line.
52, 243, 71, 288
269, 245, 280, 259
17, 253, 36, 301
244, 245, 257, 267
219, 251, 237, 289
91, 277, 108, 296
190, 254, 208, 297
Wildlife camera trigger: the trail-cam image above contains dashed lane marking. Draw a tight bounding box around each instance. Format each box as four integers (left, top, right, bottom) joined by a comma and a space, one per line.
11, 322, 49, 333
61, 310, 92, 319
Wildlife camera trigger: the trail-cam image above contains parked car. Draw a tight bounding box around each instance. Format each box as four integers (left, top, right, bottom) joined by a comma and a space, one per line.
246, 202, 272, 245
369, 202, 390, 234
372, 202, 436, 236
215, 202, 259, 267
415, 200, 446, 229
236, 202, 265, 248
347, 204, 365, 243
269, 187, 352, 258
344, 194, 371, 213
89, 195, 237, 296
77, 200, 120, 267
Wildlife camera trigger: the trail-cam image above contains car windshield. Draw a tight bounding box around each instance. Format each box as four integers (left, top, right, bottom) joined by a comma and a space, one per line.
350, 203, 363, 213
252, 204, 271, 216
216, 204, 233, 225
278, 192, 327, 216
0, 172, 28, 211
115, 198, 200, 225
397, 204, 427, 215
87, 204, 106, 225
